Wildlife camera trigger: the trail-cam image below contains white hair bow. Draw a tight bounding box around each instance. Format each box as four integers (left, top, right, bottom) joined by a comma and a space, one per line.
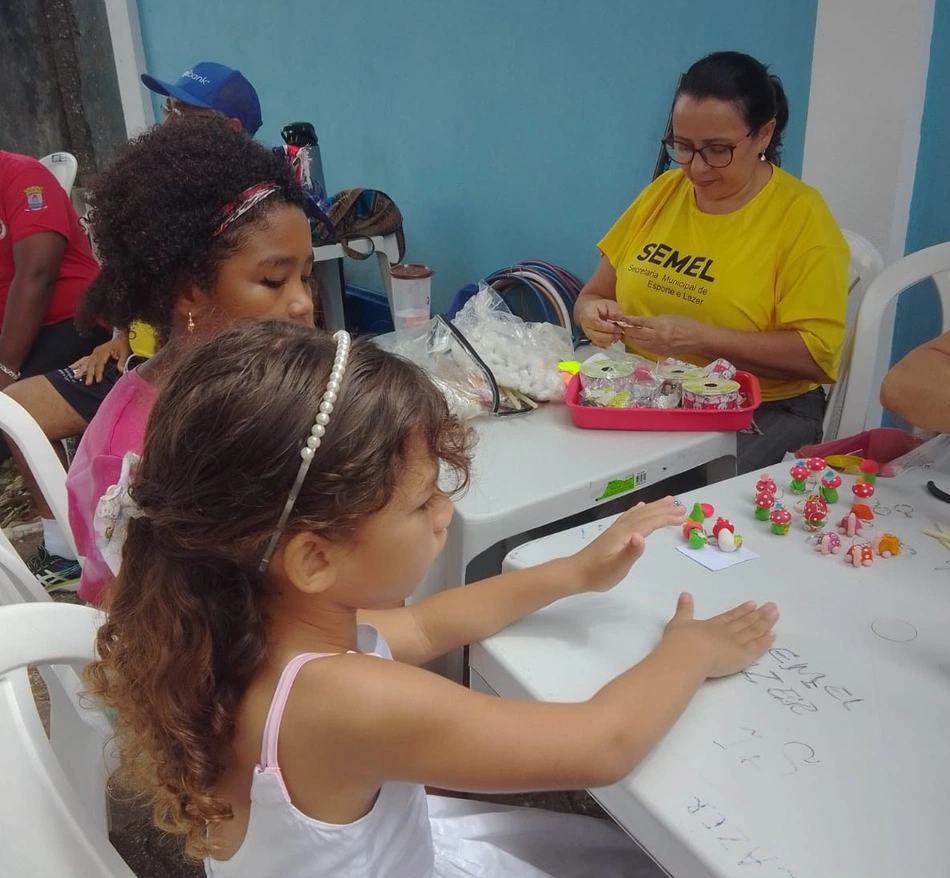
93, 451, 144, 576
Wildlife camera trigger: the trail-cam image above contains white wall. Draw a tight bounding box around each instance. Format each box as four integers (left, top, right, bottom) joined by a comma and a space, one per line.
803, 0, 934, 263
803, 0, 935, 428
103, 0, 154, 136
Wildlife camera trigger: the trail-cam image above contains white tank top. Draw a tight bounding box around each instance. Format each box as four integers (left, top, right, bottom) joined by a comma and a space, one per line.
205, 625, 436, 878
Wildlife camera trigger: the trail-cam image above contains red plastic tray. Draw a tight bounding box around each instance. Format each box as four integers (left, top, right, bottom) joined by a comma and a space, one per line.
565, 370, 761, 432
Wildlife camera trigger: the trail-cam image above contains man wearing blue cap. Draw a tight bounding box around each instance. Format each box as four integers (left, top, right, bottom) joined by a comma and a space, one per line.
141, 61, 263, 137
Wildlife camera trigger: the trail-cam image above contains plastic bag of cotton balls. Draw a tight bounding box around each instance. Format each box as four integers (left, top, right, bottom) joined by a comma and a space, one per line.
374, 316, 496, 420
451, 286, 573, 402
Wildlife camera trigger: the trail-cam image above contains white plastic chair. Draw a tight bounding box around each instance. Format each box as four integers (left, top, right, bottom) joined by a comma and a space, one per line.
0, 393, 77, 559
836, 240, 950, 438
0, 602, 129, 876
822, 229, 886, 440
38, 151, 79, 196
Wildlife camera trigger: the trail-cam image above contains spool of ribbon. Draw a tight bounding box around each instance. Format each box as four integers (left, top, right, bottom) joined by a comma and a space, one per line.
682, 378, 741, 411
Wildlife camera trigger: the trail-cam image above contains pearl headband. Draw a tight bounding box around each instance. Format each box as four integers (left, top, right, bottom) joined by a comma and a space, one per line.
258, 330, 351, 571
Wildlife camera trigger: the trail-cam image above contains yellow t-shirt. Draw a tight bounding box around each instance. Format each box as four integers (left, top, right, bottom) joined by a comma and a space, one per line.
128, 321, 156, 358
598, 167, 848, 402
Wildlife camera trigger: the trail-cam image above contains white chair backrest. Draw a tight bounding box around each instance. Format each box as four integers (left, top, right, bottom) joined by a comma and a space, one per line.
836, 240, 950, 438
0, 393, 76, 559
0, 602, 131, 876
38, 151, 79, 196
822, 229, 886, 441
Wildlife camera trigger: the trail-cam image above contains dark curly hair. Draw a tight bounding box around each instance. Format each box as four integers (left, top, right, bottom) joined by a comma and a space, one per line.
77, 117, 306, 342
83, 320, 473, 859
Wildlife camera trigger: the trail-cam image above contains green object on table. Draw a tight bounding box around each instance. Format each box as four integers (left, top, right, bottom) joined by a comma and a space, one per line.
770, 521, 790, 535
820, 486, 839, 504
754, 506, 771, 521
688, 528, 707, 549
597, 475, 637, 501
688, 502, 705, 524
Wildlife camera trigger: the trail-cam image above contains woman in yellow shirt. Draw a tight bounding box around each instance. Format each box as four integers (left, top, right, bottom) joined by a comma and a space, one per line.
575, 51, 848, 474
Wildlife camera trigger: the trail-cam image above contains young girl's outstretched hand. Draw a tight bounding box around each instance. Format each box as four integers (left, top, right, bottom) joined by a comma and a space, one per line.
663, 592, 778, 678
370, 497, 685, 667
571, 497, 686, 593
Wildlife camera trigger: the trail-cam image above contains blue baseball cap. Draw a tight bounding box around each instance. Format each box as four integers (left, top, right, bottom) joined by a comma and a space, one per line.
141, 61, 263, 136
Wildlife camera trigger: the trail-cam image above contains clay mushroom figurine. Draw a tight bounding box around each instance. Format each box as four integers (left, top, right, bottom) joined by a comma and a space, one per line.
806, 456, 826, 486
820, 471, 842, 504
755, 473, 777, 496
769, 507, 793, 535
802, 495, 829, 531
852, 479, 875, 501
754, 490, 775, 521
789, 463, 810, 494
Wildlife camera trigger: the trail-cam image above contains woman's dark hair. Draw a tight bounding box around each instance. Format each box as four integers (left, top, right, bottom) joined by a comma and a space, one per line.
82, 320, 472, 858
676, 51, 789, 166
77, 117, 306, 342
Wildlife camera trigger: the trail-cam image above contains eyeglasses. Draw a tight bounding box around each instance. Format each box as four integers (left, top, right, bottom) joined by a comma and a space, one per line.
663, 131, 753, 169
160, 99, 219, 122
160, 100, 184, 120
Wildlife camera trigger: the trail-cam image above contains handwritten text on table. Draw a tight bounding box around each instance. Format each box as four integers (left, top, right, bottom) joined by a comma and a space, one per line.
742, 648, 865, 716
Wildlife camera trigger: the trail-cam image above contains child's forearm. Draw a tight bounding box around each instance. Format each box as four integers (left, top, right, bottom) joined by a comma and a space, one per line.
586, 634, 711, 779
410, 558, 582, 663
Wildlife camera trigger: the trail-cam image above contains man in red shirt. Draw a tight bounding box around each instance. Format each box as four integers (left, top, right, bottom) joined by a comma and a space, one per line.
0, 150, 106, 587
0, 151, 105, 386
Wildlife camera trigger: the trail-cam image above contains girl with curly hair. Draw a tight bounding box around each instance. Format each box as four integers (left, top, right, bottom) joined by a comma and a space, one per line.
67, 116, 314, 604
85, 318, 778, 877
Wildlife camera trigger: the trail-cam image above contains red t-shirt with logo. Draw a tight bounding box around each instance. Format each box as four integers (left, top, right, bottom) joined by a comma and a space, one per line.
0, 150, 99, 327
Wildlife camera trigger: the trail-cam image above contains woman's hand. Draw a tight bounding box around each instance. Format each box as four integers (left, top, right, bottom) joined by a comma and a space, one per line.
663, 592, 778, 678
71, 335, 133, 385
570, 497, 686, 593
621, 315, 709, 358
575, 297, 627, 348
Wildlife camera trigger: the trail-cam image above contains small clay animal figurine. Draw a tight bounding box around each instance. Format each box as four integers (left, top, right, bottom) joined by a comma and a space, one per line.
845, 543, 874, 567
687, 528, 707, 550
837, 513, 863, 537
815, 532, 842, 555
872, 533, 901, 558
682, 521, 704, 541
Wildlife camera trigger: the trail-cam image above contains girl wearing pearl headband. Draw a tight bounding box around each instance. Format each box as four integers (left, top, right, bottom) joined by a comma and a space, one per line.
85, 320, 778, 877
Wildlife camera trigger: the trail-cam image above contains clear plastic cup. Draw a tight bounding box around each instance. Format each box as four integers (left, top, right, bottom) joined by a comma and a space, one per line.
390, 263, 433, 330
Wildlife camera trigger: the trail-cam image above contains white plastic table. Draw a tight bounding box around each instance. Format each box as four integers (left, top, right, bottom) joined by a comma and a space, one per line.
470, 467, 950, 878
312, 233, 400, 330
422, 404, 737, 679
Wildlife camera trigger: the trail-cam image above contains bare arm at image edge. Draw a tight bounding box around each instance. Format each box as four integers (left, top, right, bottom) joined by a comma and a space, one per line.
880, 331, 950, 433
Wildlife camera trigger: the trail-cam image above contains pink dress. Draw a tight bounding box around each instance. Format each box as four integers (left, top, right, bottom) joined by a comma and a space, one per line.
66, 367, 156, 604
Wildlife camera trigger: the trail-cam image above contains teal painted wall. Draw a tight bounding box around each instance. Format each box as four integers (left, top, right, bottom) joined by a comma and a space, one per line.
136, 0, 818, 309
